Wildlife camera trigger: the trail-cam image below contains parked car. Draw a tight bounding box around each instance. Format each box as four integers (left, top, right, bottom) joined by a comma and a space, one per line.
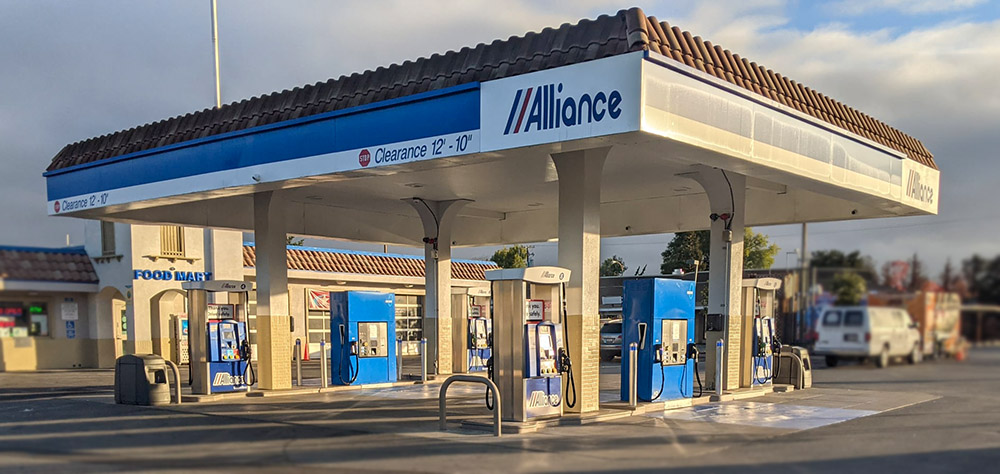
813, 306, 922, 368
600, 320, 622, 361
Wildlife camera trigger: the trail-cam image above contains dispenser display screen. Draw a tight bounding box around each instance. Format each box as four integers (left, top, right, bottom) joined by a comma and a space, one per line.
358, 322, 388, 358
660, 319, 688, 366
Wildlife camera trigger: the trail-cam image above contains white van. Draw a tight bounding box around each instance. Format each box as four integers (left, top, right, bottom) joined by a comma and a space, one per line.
814, 306, 921, 368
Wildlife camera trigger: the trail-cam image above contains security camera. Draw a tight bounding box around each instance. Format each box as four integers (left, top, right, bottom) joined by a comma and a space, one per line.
251, 174, 261, 182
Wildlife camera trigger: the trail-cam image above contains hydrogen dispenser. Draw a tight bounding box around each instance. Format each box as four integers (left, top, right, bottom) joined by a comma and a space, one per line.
452, 286, 492, 373
740, 278, 781, 387
182, 280, 254, 395
329, 291, 397, 386
486, 266, 573, 422
620, 278, 697, 402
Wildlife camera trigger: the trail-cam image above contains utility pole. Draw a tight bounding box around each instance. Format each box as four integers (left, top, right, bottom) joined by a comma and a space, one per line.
206, 0, 222, 302
211, 0, 222, 109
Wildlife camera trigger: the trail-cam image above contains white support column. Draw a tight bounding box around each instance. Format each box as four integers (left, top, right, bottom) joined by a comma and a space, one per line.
690, 167, 746, 391
553, 147, 609, 414
253, 191, 292, 390
406, 198, 471, 376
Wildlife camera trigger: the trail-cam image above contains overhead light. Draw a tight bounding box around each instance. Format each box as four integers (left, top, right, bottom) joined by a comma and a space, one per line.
527, 202, 543, 207
405, 284, 414, 288
404, 183, 424, 188
336, 281, 347, 285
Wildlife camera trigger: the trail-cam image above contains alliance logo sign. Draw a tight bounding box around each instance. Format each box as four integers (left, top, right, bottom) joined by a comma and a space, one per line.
905, 169, 934, 205
480, 52, 641, 152
358, 149, 371, 167
213, 372, 244, 387
503, 83, 623, 135
527, 390, 560, 408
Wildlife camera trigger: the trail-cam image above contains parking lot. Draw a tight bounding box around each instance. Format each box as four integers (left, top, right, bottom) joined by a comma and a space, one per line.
2, 348, 998, 472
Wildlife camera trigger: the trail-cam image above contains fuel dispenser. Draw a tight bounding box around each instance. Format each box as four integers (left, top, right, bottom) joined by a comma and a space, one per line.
182, 280, 254, 394
740, 278, 782, 388
620, 278, 697, 402
451, 287, 492, 373
329, 291, 397, 386
485, 267, 573, 422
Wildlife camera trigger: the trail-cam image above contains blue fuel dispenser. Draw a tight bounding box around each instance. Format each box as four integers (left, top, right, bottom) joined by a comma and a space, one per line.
182, 279, 254, 395
329, 291, 397, 386
523, 320, 565, 416
620, 278, 696, 402
207, 320, 252, 392
486, 266, 574, 422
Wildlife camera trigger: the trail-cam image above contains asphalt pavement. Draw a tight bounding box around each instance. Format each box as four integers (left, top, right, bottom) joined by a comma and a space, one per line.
1, 349, 998, 472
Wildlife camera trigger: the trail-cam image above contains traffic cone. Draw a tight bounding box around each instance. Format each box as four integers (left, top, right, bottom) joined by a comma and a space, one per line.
303, 345, 310, 361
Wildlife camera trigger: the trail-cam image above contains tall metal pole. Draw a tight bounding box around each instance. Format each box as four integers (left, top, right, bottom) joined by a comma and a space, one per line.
799, 223, 809, 342
211, 0, 222, 109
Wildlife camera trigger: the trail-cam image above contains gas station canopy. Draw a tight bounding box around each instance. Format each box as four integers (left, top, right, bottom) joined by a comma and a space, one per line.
44, 7, 939, 245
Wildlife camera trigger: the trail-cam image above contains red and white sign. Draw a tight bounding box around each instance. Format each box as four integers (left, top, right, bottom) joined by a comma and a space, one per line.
307, 289, 331, 311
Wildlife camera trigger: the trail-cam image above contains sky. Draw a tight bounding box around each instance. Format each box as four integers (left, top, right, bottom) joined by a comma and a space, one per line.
1, 0, 998, 280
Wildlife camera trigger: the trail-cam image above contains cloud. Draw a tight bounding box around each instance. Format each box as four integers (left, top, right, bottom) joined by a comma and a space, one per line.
827, 0, 988, 15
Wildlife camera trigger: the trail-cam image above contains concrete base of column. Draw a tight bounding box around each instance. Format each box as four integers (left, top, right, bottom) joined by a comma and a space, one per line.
257, 314, 292, 390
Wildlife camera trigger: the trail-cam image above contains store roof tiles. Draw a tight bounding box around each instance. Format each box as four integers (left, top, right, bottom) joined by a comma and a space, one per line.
243, 245, 497, 281
0, 246, 99, 284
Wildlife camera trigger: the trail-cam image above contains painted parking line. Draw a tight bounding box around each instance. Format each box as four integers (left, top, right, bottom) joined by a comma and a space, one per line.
650, 401, 879, 431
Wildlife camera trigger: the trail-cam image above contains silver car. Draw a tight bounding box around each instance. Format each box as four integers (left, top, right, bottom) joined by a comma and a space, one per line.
600, 321, 622, 361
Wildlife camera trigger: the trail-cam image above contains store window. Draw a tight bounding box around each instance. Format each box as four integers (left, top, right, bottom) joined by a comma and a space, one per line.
100, 221, 116, 255
395, 295, 423, 355
0, 302, 48, 337
28, 303, 48, 336
159, 225, 185, 257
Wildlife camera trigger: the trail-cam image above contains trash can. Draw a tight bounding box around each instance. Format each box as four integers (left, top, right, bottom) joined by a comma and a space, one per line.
115, 354, 172, 406
775, 345, 813, 389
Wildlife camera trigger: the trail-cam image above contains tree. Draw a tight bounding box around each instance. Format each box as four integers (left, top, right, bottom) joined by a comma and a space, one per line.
882, 260, 909, 292
963, 254, 988, 302
285, 235, 304, 246
660, 231, 709, 274
490, 245, 531, 268
963, 254, 1000, 304
600, 256, 627, 277
659, 228, 778, 274
743, 228, 780, 270
832, 272, 867, 305
940, 258, 957, 291
908, 253, 928, 291
811, 250, 876, 274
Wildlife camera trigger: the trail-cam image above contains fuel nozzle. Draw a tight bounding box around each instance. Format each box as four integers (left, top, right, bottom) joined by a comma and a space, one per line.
558, 348, 572, 374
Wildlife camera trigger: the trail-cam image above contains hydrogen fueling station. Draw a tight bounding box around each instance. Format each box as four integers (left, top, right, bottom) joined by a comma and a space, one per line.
43, 7, 939, 429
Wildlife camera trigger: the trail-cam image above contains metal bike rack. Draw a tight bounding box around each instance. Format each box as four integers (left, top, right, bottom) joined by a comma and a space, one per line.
439, 375, 502, 437
163, 359, 182, 405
